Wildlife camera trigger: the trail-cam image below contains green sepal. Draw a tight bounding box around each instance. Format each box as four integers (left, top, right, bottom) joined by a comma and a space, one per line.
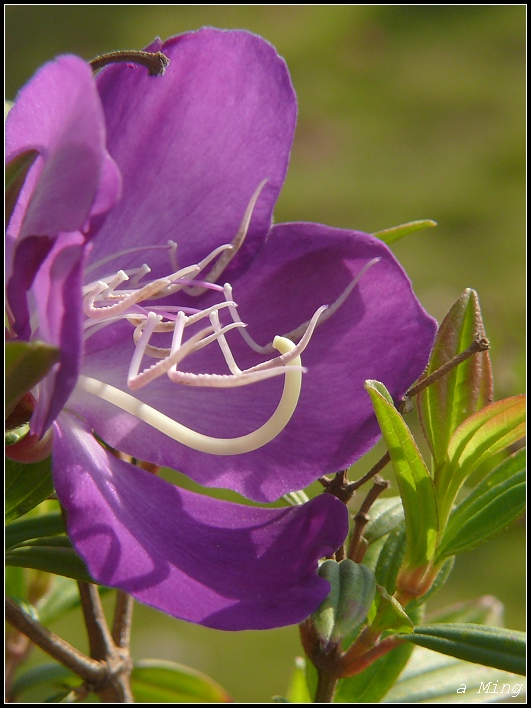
401, 623, 526, 675
436, 395, 526, 525
368, 584, 414, 637
131, 659, 231, 703
417, 288, 492, 464
311, 559, 376, 646
6, 340, 60, 419
384, 646, 525, 703
436, 448, 526, 560
372, 219, 437, 245
6, 511, 65, 550
6, 536, 95, 584
5, 148, 39, 230
5, 457, 55, 523
365, 380, 439, 568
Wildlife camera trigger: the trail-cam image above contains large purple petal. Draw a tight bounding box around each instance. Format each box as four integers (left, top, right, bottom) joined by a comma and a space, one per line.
88, 28, 296, 280
70, 225, 436, 502
53, 412, 348, 630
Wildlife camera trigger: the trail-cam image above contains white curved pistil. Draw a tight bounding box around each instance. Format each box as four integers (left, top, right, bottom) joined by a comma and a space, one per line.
76, 336, 301, 455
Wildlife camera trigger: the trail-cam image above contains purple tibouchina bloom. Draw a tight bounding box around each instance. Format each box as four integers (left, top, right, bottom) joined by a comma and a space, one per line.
6, 28, 436, 628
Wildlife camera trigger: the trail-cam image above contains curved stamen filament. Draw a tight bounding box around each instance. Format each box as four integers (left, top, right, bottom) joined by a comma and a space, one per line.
76, 336, 301, 455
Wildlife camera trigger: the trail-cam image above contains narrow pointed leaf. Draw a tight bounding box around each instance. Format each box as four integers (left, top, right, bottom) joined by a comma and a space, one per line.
6, 340, 60, 418
427, 596, 505, 626
374, 525, 406, 595
5, 148, 39, 230
5, 457, 54, 522
6, 511, 65, 550
363, 497, 404, 544
365, 380, 439, 568
285, 657, 312, 703
384, 646, 525, 703
131, 660, 231, 703
6, 536, 95, 583
373, 219, 437, 245
10, 663, 79, 703
436, 395, 525, 523
334, 607, 423, 703
401, 624, 526, 675
334, 643, 415, 703
417, 289, 492, 463
436, 448, 526, 560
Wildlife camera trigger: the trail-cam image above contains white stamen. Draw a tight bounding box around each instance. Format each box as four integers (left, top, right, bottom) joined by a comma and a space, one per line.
76, 336, 301, 455
127, 311, 162, 385
209, 309, 242, 376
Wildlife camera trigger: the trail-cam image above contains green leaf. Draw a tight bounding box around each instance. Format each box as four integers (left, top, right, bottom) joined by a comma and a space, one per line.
384, 646, 525, 703
6, 340, 60, 418
285, 657, 312, 703
334, 643, 415, 703
312, 560, 376, 645
436, 396, 526, 525
436, 448, 526, 560
417, 289, 492, 464
6, 511, 65, 550
372, 219, 437, 245
131, 660, 231, 703
365, 380, 439, 568
10, 663, 80, 703
427, 595, 505, 626
401, 624, 526, 675
37, 577, 110, 626
5, 457, 55, 522
6, 536, 95, 583
363, 497, 404, 544
5, 148, 39, 230
374, 525, 406, 595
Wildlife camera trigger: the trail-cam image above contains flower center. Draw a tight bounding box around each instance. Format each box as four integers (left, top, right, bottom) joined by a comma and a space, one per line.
76, 183, 379, 454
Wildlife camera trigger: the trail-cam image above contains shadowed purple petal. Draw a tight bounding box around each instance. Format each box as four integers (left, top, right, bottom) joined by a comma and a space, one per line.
6, 55, 119, 246
53, 412, 348, 630
30, 233, 86, 437
6, 55, 120, 339
72, 224, 436, 502
88, 28, 297, 280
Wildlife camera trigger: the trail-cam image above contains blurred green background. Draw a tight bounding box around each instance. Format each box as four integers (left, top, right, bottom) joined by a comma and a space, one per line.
6, 5, 525, 703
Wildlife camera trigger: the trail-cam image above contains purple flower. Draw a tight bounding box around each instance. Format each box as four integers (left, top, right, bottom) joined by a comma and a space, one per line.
6, 28, 436, 628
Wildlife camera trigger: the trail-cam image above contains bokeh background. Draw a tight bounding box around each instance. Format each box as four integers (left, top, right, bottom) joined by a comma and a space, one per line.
6, 5, 525, 703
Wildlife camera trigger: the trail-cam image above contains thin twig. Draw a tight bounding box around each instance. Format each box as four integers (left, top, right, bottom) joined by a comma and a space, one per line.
78, 582, 115, 661
348, 475, 390, 562
401, 335, 490, 406
89, 50, 169, 76
5, 596, 105, 683
351, 452, 390, 491
112, 592, 134, 649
